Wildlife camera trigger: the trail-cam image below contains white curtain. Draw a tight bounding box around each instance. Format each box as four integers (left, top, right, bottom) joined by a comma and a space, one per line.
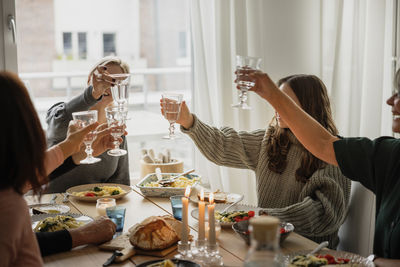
321, 0, 394, 256
189, 0, 323, 205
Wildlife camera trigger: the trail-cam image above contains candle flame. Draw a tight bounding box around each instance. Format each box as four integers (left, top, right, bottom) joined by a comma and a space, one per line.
209, 192, 214, 204
185, 186, 191, 197
200, 189, 204, 201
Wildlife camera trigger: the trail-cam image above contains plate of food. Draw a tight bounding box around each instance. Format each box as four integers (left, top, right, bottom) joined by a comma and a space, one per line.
29, 203, 70, 215
136, 173, 201, 197
191, 203, 261, 227
31, 213, 93, 233
66, 183, 131, 202
284, 249, 374, 267
136, 259, 200, 267
189, 187, 243, 204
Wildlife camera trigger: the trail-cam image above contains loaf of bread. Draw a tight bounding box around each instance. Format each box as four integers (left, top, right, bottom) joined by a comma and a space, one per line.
129, 216, 182, 250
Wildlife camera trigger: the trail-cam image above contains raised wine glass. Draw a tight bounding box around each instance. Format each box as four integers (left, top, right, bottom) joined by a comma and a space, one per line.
72, 110, 101, 164
105, 106, 128, 157
232, 55, 262, 109
109, 73, 130, 107
162, 93, 183, 139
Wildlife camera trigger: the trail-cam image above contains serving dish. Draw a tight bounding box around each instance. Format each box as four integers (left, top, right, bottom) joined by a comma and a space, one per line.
191, 203, 261, 227
283, 249, 374, 267
136, 259, 200, 267
232, 219, 294, 246
31, 213, 93, 231
29, 203, 70, 215
189, 185, 243, 204
66, 183, 132, 202
136, 173, 200, 198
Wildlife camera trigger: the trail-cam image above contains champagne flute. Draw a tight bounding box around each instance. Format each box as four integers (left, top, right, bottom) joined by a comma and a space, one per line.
232, 55, 262, 109
162, 93, 183, 139
72, 110, 101, 164
110, 73, 130, 119
105, 106, 128, 157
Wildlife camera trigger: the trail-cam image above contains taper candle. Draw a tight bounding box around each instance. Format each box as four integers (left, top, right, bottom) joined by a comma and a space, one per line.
207, 192, 216, 245
198, 189, 206, 240
181, 186, 191, 243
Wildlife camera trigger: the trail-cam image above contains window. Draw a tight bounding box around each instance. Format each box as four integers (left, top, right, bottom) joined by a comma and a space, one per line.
103, 33, 116, 57
78, 32, 87, 59
178, 31, 187, 58
63, 32, 72, 58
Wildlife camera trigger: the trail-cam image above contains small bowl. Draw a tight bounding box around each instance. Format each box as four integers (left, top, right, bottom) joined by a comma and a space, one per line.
232, 219, 294, 246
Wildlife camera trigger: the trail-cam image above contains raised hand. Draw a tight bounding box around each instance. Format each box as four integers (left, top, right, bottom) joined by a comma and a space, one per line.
160, 99, 194, 129
91, 65, 116, 100
235, 70, 278, 100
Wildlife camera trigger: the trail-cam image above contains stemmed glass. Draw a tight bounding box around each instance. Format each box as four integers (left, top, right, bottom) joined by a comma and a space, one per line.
232, 55, 262, 109
162, 93, 183, 139
72, 110, 101, 164
105, 106, 128, 157
109, 73, 130, 108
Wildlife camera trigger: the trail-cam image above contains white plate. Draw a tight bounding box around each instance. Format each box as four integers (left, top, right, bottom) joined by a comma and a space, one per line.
31, 213, 94, 232
29, 204, 70, 215
66, 183, 132, 202
189, 185, 243, 204
283, 249, 374, 267
191, 203, 261, 227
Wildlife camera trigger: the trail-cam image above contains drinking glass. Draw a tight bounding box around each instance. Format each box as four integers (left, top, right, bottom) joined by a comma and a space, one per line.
162, 93, 183, 139
106, 206, 126, 232
72, 110, 101, 164
109, 73, 130, 108
170, 195, 184, 220
105, 106, 128, 157
232, 55, 262, 109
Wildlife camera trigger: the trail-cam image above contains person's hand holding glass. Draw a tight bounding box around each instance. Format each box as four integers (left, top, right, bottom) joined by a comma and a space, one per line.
105, 106, 128, 156
161, 93, 183, 139
71, 110, 100, 164
232, 55, 262, 109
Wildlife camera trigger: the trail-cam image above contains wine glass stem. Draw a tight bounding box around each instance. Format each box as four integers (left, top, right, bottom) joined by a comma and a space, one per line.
240, 90, 248, 104
113, 137, 120, 150
169, 122, 175, 138
85, 143, 94, 159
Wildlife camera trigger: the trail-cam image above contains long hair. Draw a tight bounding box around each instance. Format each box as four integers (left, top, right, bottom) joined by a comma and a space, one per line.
0, 72, 47, 194
266, 74, 338, 182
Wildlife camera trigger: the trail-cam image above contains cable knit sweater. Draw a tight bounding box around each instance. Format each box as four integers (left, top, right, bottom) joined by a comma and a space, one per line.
181, 115, 351, 248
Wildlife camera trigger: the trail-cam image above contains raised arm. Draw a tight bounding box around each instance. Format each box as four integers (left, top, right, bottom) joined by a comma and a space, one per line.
248, 72, 339, 166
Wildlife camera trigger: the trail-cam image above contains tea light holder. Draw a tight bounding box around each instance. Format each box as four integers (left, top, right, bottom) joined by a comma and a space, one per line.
174, 241, 194, 261
96, 198, 116, 216
204, 243, 223, 266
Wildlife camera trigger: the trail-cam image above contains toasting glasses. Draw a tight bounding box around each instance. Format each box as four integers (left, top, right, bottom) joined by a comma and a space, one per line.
162, 93, 183, 139
232, 55, 262, 109
109, 73, 130, 108
72, 110, 100, 164
105, 106, 128, 157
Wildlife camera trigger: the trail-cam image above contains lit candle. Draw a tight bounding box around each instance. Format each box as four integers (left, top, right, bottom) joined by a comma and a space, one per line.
96, 198, 116, 216
205, 221, 221, 239
207, 192, 216, 245
198, 189, 206, 240
181, 186, 191, 243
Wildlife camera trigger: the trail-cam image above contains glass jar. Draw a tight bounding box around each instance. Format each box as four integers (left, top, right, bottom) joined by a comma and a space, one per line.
243, 216, 282, 267
96, 198, 116, 216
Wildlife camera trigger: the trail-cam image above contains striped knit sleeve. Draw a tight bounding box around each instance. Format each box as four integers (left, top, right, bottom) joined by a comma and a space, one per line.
262, 165, 351, 241
180, 114, 265, 171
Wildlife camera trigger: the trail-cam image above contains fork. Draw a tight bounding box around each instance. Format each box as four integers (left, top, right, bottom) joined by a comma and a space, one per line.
62, 193, 69, 203
49, 194, 57, 204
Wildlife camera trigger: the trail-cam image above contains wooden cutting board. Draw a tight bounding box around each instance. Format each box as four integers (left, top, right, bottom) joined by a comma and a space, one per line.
99, 232, 179, 258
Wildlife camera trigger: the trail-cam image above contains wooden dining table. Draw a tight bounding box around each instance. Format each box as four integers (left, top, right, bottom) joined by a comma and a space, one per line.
26, 187, 318, 266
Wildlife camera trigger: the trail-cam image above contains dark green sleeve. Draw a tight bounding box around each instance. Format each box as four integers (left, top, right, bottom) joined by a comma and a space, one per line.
333, 136, 400, 194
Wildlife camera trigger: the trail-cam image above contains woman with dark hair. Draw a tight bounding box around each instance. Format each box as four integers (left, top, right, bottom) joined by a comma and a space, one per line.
243, 70, 400, 264
161, 74, 351, 248
0, 71, 116, 266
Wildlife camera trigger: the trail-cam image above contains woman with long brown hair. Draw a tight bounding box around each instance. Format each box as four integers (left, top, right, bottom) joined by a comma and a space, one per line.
162, 74, 351, 248
0, 71, 118, 266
